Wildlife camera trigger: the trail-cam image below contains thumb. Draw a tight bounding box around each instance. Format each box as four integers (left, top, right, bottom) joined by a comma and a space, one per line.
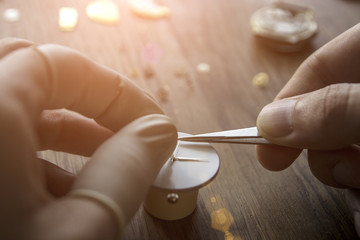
72, 114, 178, 222
31, 114, 177, 239
257, 83, 360, 149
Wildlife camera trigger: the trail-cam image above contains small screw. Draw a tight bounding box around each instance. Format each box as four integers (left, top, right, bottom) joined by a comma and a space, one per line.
167, 193, 179, 204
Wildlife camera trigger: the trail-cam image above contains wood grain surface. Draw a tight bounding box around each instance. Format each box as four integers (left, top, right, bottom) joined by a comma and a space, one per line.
1, 0, 360, 239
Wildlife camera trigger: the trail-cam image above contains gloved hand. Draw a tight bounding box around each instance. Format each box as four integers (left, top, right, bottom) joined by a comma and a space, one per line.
0, 38, 177, 239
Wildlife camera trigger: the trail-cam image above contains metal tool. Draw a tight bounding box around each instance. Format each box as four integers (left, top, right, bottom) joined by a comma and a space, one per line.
178, 127, 274, 145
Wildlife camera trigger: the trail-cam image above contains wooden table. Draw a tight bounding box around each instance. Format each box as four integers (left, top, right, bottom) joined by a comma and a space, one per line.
1, 0, 360, 239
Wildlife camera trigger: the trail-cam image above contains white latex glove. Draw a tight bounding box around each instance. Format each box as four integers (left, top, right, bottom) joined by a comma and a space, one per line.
0, 38, 177, 239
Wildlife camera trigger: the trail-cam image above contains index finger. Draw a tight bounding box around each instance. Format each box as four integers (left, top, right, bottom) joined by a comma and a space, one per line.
0, 43, 172, 238
256, 23, 360, 171
2, 44, 162, 131
277, 23, 360, 100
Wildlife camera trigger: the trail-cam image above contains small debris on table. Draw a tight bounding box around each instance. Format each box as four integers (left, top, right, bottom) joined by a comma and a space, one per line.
59, 7, 78, 31
142, 42, 163, 64
174, 67, 194, 91
252, 72, 269, 88
143, 65, 155, 79
250, 2, 318, 52
3, 8, 20, 22
128, 0, 170, 19
174, 67, 188, 78
196, 63, 211, 74
128, 68, 139, 79
185, 76, 194, 91
156, 85, 170, 103
86, 0, 120, 24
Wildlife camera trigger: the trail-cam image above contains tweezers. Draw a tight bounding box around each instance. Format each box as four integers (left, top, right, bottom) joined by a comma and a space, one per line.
178, 127, 274, 145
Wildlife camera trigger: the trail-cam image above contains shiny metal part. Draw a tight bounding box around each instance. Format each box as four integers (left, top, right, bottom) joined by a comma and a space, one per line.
178, 127, 274, 145
167, 193, 179, 204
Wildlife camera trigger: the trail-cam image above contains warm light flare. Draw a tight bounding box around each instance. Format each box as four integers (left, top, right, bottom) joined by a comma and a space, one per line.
3, 8, 20, 22
128, 0, 170, 19
211, 208, 234, 232
59, 7, 78, 31
86, 0, 120, 24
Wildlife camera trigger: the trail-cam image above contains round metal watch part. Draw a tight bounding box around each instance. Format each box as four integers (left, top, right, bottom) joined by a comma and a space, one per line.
250, 2, 318, 52
144, 132, 220, 220
167, 193, 179, 204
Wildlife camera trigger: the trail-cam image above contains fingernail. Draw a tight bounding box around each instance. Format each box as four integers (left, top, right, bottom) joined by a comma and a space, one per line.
257, 99, 297, 137
135, 114, 177, 138
134, 114, 178, 160
333, 161, 356, 188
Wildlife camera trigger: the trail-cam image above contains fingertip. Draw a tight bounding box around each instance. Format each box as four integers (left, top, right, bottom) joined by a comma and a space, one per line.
346, 189, 360, 237
308, 147, 360, 188
256, 145, 302, 171
71, 113, 178, 221
256, 99, 297, 139
331, 146, 360, 189
41, 159, 75, 197
134, 114, 178, 161
308, 150, 344, 188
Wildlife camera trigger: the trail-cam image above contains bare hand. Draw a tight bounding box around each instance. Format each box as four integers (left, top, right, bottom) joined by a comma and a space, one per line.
0, 38, 177, 239
256, 23, 360, 236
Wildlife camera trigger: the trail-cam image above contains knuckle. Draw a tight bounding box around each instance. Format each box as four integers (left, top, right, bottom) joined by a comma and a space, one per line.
320, 84, 352, 126
0, 38, 35, 58
303, 52, 336, 86
0, 37, 22, 46
303, 84, 354, 148
0, 100, 29, 137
